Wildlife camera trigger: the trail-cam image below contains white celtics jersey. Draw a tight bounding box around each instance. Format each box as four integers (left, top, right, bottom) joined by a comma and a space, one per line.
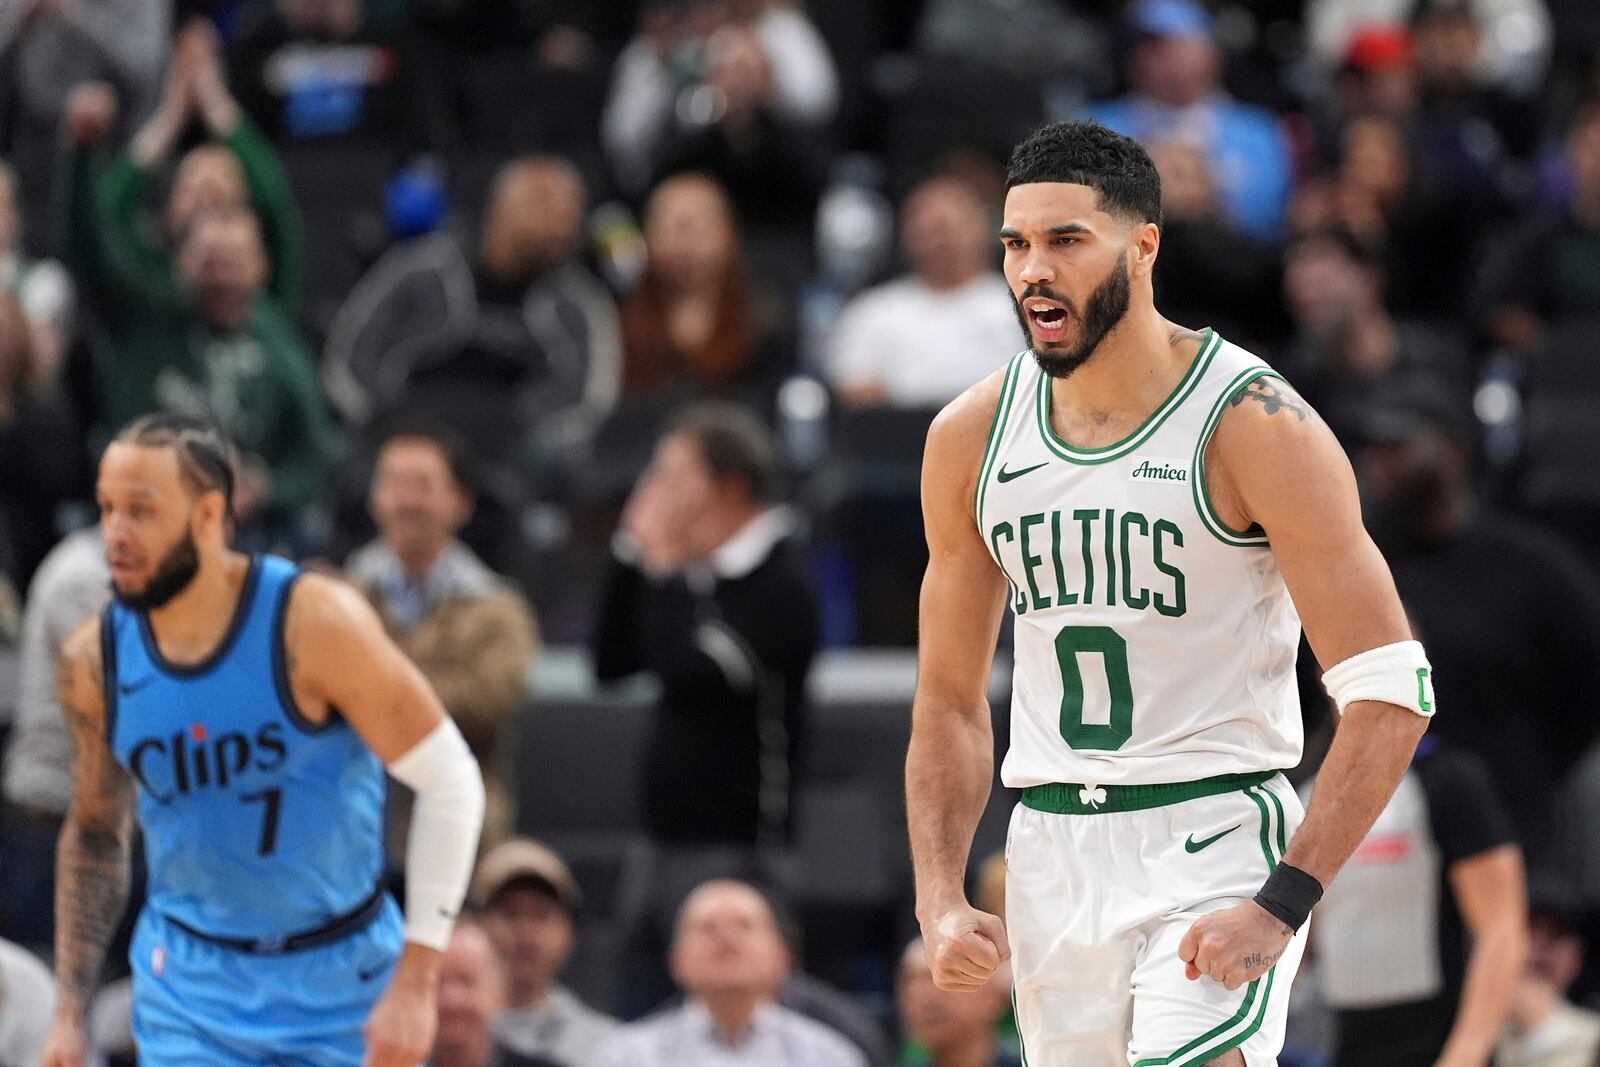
977, 330, 1304, 788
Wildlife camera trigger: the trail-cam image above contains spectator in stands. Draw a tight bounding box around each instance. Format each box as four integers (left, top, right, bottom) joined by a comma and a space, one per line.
0, 936, 55, 1066
1411, 1, 1540, 182
0, 162, 73, 386
897, 938, 1019, 1067
1086, 0, 1293, 241
434, 917, 563, 1067
1276, 231, 1469, 445
103, 19, 301, 315
0, 0, 168, 254
63, 81, 333, 543
603, 0, 837, 197
226, 0, 446, 337
1479, 103, 1600, 355
594, 880, 867, 1067
649, 19, 831, 253
596, 402, 818, 851
1305, 0, 1551, 94
1307, 734, 1527, 1067
0, 526, 106, 952
620, 174, 790, 406
323, 155, 621, 484
0, 291, 85, 587
595, 403, 818, 1009
1498, 881, 1600, 1067
226, 0, 439, 159
473, 838, 617, 1066
346, 421, 538, 845
1146, 139, 1279, 352
1357, 384, 1600, 867
824, 175, 1014, 408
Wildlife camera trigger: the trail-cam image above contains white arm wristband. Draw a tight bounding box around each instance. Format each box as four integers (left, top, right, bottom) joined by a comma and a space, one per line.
1321, 639, 1436, 718
386, 718, 485, 950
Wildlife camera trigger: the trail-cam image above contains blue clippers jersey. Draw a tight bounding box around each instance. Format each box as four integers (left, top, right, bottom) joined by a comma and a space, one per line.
105, 555, 386, 939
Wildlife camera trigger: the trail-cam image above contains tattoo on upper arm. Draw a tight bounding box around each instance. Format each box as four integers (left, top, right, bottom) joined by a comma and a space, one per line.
1229, 380, 1309, 421
55, 632, 133, 1009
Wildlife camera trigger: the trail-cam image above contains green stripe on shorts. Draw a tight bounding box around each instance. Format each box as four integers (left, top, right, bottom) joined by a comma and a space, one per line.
1019, 771, 1276, 815
1132, 782, 1287, 1066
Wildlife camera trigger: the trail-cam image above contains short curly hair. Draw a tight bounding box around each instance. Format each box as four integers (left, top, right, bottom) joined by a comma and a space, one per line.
1005, 121, 1163, 228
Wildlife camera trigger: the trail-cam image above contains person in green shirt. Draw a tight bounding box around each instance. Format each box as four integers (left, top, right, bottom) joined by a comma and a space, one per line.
61, 81, 331, 547
98, 17, 302, 316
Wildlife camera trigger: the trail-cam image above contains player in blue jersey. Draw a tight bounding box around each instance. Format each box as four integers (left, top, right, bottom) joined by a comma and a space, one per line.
41, 414, 486, 1067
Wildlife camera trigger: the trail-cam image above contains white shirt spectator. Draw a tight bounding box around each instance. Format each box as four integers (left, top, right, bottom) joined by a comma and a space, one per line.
0, 937, 55, 1067
2, 528, 109, 817
595, 1000, 866, 1067
1497, 1001, 1600, 1067
825, 273, 1018, 408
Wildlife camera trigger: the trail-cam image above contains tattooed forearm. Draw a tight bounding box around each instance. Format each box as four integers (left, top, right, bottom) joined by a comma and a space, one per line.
54, 816, 131, 1010
53, 625, 134, 1017
1229, 380, 1309, 421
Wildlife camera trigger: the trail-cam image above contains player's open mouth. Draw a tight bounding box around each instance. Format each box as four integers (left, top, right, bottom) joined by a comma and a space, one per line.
1027, 300, 1070, 343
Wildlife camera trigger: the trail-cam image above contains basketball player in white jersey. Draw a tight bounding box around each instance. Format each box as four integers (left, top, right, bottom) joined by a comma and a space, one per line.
907, 121, 1439, 1067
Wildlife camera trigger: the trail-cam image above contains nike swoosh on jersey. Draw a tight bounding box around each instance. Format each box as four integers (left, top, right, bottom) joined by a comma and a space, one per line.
1184, 825, 1241, 853
997, 461, 1049, 483
119, 676, 156, 696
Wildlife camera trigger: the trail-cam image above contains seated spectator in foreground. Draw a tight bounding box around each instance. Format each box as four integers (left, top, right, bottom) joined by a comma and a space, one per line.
474, 838, 617, 1065
1086, 0, 1292, 241
432, 918, 563, 1067
0, 162, 73, 386
1497, 881, 1600, 1067
824, 175, 1015, 408
619, 174, 791, 408
346, 421, 538, 845
323, 155, 621, 475
594, 880, 866, 1067
105, 19, 300, 314
0, 526, 107, 952
897, 938, 1018, 1067
0, 936, 55, 1066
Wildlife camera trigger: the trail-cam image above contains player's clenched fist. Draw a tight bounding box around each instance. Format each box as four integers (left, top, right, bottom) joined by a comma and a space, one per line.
1177, 901, 1293, 991
921, 902, 1012, 992
38, 1015, 87, 1067
363, 978, 437, 1067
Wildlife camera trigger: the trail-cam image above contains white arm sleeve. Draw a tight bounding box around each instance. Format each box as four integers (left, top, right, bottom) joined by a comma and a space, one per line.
385, 718, 485, 950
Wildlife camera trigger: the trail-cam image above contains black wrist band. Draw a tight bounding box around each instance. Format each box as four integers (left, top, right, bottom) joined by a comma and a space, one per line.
1253, 862, 1323, 931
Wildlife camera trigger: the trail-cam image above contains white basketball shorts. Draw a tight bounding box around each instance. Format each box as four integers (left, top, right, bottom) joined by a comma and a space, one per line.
1004, 771, 1307, 1067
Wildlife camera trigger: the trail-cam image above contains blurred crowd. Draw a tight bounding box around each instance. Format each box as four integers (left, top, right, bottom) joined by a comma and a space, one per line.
4, 0, 1600, 1063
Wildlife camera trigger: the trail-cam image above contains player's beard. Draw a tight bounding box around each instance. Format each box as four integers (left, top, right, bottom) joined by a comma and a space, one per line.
113, 528, 201, 611
1013, 255, 1132, 380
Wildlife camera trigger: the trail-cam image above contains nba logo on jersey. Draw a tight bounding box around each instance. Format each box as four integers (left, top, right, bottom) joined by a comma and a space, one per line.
151, 945, 166, 977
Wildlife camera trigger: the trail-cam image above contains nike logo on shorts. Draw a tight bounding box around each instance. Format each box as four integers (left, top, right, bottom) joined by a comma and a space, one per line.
1184, 825, 1240, 853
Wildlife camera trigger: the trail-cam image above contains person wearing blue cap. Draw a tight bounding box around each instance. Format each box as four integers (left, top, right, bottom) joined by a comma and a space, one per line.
1086, 0, 1293, 242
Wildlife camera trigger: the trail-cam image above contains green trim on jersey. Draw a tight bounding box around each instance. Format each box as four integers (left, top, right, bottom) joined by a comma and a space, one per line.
1190, 366, 1283, 547
1132, 782, 1287, 1066
1034, 328, 1221, 465
975, 352, 1027, 532
1019, 770, 1275, 815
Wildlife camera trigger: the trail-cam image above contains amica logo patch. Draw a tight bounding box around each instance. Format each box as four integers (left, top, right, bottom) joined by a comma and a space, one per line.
1130, 458, 1187, 483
